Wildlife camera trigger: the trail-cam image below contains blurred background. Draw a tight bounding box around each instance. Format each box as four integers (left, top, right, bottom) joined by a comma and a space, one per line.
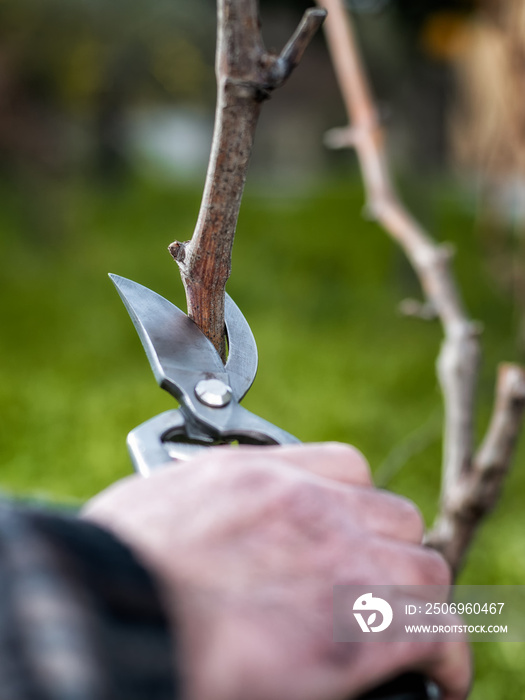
0, 0, 524, 696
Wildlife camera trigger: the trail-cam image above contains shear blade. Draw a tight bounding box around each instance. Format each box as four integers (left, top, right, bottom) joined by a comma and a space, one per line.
110, 274, 258, 402
224, 294, 258, 401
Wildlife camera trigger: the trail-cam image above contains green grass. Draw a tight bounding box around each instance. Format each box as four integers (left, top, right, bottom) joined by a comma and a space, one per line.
0, 172, 523, 698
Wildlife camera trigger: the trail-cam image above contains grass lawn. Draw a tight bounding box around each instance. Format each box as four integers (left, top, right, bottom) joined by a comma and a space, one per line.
0, 172, 523, 698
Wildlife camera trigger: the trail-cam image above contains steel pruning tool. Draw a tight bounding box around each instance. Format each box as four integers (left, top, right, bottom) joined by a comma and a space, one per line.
109, 274, 300, 474
110, 273, 436, 700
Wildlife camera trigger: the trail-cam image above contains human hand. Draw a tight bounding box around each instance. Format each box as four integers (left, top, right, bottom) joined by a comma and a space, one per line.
82, 443, 471, 700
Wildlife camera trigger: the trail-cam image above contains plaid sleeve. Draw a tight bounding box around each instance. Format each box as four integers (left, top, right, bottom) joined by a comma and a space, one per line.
0, 502, 179, 700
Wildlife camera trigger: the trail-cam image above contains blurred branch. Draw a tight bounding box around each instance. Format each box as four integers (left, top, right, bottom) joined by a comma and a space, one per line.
317, 0, 525, 577
427, 364, 525, 574
169, 1, 326, 360
398, 298, 439, 321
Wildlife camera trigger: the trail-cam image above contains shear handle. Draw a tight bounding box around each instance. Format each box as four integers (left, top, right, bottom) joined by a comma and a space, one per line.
126, 406, 299, 477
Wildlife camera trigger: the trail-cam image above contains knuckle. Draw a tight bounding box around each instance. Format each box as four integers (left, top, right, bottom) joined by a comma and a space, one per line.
367, 491, 425, 543
395, 497, 425, 541
416, 548, 452, 586
323, 442, 371, 480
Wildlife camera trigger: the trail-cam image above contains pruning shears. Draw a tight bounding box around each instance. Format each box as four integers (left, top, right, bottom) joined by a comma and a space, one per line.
110, 273, 435, 700
110, 274, 299, 474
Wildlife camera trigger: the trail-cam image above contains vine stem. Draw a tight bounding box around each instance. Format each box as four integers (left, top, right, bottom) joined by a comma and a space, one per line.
317, 0, 525, 577
169, 1, 326, 360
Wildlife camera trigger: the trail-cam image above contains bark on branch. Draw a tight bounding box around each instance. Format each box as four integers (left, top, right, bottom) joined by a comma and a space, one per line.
169, 1, 326, 360
427, 364, 525, 574
317, 0, 525, 577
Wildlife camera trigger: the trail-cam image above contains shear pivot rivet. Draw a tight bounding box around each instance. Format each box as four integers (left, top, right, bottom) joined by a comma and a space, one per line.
195, 379, 233, 408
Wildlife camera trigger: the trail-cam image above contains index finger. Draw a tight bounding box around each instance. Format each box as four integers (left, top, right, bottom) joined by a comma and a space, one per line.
242, 442, 373, 487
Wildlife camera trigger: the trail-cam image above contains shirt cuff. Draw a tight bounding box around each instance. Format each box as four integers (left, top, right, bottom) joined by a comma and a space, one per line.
0, 503, 179, 700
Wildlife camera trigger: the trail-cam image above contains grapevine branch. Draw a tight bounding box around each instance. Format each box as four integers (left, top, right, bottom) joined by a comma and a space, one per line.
428, 364, 525, 569
169, 0, 326, 360
316, 0, 525, 577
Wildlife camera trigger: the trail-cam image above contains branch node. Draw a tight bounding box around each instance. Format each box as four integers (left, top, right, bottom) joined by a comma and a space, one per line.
324, 126, 356, 149
500, 363, 525, 403
469, 320, 484, 338
362, 199, 385, 222
399, 298, 438, 321
438, 242, 456, 261
168, 240, 188, 264
324, 116, 379, 150
225, 77, 272, 102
